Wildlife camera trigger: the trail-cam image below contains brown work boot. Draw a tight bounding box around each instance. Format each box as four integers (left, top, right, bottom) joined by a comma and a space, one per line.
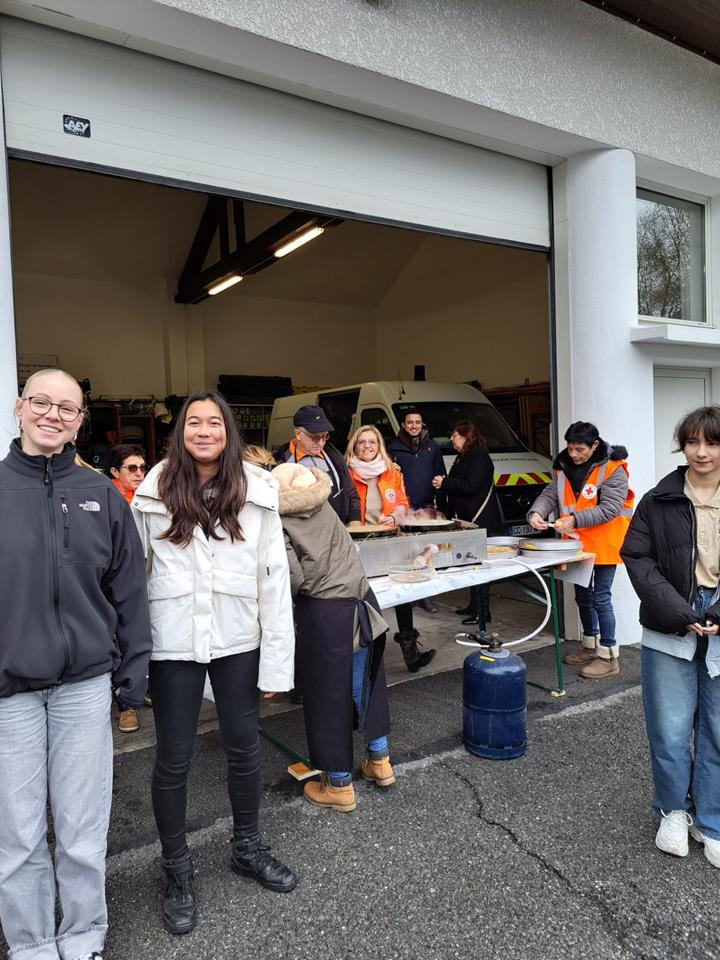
303, 775, 356, 812
579, 656, 620, 680
361, 755, 396, 787
563, 647, 598, 665
118, 708, 139, 732
563, 635, 597, 665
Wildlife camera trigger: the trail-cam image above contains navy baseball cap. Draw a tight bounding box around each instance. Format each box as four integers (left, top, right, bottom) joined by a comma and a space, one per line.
293, 405, 334, 433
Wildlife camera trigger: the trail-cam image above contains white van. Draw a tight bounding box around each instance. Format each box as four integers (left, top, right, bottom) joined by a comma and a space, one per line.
267, 381, 552, 536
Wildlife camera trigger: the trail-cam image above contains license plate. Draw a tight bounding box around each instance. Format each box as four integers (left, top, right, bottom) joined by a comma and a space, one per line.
510, 523, 532, 536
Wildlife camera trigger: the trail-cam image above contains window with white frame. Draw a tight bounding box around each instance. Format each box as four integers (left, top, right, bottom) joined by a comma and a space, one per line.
637, 188, 705, 324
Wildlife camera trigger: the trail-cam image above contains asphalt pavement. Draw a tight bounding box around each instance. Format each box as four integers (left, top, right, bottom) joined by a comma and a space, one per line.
4, 644, 719, 960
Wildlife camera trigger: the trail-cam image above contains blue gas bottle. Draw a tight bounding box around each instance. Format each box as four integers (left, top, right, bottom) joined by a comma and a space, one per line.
463, 646, 527, 759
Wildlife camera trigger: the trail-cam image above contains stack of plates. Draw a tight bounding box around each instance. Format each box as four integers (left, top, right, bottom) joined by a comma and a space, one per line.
519, 538, 581, 557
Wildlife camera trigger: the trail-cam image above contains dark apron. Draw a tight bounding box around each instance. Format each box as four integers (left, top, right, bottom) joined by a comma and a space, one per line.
294, 590, 390, 772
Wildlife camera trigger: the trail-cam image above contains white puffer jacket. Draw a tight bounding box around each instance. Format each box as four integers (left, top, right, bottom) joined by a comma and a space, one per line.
131, 461, 294, 692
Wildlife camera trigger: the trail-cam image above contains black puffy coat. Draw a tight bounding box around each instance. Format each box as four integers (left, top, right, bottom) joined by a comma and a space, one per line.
443, 444, 503, 535
620, 466, 720, 635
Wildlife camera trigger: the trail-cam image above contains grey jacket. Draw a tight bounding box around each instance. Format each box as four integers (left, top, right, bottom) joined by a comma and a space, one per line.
278, 469, 389, 642
278, 469, 371, 600
527, 442, 629, 529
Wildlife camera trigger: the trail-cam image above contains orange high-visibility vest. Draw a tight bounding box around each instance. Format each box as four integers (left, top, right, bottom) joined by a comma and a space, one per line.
557, 460, 634, 565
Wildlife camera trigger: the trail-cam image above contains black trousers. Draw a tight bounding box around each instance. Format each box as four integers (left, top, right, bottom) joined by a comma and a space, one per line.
150, 650, 261, 859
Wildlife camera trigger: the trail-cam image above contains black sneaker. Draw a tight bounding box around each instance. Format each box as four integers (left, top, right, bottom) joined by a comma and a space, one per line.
161, 855, 196, 935
231, 837, 297, 893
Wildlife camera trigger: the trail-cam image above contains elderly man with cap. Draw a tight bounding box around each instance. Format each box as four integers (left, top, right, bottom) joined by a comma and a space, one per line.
274, 405, 361, 525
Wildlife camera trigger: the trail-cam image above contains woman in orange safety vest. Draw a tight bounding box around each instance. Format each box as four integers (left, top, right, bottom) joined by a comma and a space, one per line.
345, 425, 436, 675
528, 421, 633, 680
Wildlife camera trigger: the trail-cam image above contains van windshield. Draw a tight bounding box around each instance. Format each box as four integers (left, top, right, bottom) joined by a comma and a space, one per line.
392, 402, 525, 454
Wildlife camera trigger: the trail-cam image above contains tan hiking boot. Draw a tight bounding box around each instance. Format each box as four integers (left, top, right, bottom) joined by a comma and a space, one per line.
563, 635, 597, 665
118, 708, 139, 732
579, 657, 619, 680
563, 648, 598, 665
303, 775, 356, 812
361, 755, 396, 787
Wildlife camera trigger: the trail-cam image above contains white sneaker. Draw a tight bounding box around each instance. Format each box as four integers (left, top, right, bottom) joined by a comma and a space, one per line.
689, 825, 720, 868
655, 810, 692, 857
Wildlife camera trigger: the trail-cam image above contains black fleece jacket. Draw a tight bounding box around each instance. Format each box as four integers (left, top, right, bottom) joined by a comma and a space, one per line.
620, 465, 720, 635
0, 441, 152, 704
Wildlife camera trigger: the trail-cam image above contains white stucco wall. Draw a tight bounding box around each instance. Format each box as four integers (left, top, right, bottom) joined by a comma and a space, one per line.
155, 0, 720, 179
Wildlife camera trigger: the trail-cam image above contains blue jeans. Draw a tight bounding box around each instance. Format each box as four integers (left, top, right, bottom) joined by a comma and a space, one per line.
642, 588, 720, 839
329, 646, 388, 786
574, 564, 616, 646
0, 674, 113, 960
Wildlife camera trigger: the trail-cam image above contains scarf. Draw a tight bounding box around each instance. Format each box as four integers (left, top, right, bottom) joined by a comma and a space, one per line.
348, 455, 388, 479
397, 427, 428, 452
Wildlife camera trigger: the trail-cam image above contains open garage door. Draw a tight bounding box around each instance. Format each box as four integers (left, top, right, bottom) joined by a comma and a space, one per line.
0, 18, 550, 249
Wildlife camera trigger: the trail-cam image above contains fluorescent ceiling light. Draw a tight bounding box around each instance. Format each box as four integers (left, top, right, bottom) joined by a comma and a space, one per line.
207, 274, 243, 295
274, 226, 325, 258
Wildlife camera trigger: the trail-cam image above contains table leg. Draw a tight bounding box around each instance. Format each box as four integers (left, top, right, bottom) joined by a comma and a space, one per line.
522, 568, 566, 699
549, 569, 566, 697
259, 725, 311, 766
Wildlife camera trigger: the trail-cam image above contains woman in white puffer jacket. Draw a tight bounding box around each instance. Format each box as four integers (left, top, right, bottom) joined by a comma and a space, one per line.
131, 390, 296, 937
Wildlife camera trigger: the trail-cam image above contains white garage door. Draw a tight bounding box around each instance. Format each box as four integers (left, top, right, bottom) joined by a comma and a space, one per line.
0, 18, 550, 249
653, 366, 711, 481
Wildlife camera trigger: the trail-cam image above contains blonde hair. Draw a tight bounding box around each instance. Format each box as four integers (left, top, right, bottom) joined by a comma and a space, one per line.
345, 425, 395, 473
74, 454, 102, 473
244, 444, 276, 469
21, 368, 84, 404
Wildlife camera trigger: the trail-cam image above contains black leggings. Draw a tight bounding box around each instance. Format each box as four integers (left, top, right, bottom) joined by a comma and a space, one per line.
395, 602, 414, 634
150, 650, 261, 859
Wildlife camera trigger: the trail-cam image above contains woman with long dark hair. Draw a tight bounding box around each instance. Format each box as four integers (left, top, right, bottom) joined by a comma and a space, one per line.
433, 420, 503, 623
132, 391, 296, 936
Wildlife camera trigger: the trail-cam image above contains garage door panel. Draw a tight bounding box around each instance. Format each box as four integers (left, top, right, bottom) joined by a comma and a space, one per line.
1, 19, 549, 246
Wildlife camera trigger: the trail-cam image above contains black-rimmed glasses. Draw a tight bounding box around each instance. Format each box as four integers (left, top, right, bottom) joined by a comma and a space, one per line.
24, 396, 83, 422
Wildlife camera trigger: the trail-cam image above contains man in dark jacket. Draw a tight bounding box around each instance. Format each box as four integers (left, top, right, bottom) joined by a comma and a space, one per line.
388, 409, 447, 512
274, 404, 361, 525
389, 409, 447, 612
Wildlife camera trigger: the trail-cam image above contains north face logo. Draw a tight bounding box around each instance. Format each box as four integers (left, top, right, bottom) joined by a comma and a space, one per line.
79, 500, 100, 512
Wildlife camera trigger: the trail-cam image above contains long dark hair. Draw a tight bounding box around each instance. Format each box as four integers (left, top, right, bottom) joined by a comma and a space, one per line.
450, 420, 487, 452
158, 391, 246, 547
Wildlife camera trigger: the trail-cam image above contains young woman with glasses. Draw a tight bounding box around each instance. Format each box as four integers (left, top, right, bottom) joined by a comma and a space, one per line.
0, 369, 152, 960
131, 390, 297, 936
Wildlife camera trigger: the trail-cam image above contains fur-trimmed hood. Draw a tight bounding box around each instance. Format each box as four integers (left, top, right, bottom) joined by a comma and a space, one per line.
553, 441, 628, 473
273, 467, 332, 517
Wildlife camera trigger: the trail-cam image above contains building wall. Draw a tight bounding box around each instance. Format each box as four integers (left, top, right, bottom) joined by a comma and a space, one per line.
156, 0, 720, 179
201, 295, 376, 389
373, 236, 548, 388
14, 273, 172, 396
